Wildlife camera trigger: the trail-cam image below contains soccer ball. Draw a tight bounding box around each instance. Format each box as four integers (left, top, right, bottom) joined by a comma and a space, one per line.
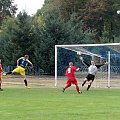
77, 51, 82, 55
117, 10, 120, 14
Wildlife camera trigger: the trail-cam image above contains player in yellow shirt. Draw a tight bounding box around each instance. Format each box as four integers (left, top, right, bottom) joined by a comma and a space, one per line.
3, 55, 33, 88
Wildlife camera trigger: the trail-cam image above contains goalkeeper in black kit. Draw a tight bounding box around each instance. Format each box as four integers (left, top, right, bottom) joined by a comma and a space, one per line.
80, 57, 108, 91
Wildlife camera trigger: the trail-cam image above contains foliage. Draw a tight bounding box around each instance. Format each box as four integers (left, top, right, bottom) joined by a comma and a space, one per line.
0, 12, 34, 65
33, 9, 95, 74
42, 0, 120, 43
0, 16, 18, 65
0, 0, 120, 74
33, 9, 69, 74
0, 0, 17, 26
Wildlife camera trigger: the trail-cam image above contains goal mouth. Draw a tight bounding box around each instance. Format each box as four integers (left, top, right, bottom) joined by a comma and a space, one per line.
55, 43, 120, 88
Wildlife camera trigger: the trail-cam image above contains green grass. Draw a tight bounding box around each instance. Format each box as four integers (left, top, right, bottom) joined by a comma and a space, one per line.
0, 87, 120, 120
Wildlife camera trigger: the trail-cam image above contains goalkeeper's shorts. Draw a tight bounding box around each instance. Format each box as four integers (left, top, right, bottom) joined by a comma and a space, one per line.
86, 74, 95, 81
12, 66, 25, 76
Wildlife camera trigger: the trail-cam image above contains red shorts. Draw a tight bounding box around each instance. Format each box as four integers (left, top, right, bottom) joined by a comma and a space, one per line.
66, 77, 78, 85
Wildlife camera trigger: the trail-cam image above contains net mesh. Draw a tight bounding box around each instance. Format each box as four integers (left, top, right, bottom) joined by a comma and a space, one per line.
55, 43, 120, 88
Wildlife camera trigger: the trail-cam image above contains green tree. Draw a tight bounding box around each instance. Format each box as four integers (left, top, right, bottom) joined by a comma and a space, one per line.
42, 0, 120, 43
66, 13, 95, 44
0, 0, 17, 26
0, 12, 34, 66
15, 12, 34, 55
33, 9, 95, 74
103, 0, 120, 42
33, 9, 68, 74
0, 16, 18, 65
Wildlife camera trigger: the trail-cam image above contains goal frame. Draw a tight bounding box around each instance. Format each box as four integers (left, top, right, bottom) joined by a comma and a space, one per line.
55, 43, 120, 87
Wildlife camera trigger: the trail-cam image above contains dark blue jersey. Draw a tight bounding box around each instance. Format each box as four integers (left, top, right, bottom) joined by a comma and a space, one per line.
18, 57, 32, 68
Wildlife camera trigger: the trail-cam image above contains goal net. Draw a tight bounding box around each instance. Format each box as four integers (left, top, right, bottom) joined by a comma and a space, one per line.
55, 43, 120, 88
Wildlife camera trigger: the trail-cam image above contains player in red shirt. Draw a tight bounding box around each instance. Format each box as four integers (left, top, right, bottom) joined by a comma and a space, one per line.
63, 62, 82, 94
0, 59, 3, 91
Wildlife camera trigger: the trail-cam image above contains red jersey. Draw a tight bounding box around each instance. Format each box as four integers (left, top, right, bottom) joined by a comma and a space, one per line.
0, 64, 3, 73
66, 65, 77, 78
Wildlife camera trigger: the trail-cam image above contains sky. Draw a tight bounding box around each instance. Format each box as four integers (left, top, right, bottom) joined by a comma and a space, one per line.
14, 0, 45, 15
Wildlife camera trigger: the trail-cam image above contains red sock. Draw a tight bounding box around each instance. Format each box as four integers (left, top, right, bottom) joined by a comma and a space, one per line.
76, 85, 80, 93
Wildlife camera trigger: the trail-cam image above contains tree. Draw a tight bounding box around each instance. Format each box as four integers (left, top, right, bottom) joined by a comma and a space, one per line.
33, 9, 95, 74
33, 9, 69, 74
0, 12, 34, 66
0, 0, 17, 26
102, 0, 120, 42
65, 13, 95, 44
42, 0, 120, 43
15, 12, 34, 55
0, 16, 18, 65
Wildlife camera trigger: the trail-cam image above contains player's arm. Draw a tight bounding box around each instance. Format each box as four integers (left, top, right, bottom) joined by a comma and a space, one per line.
0, 64, 3, 73
96, 62, 108, 68
73, 66, 80, 72
30, 63, 33, 68
16, 57, 23, 66
76, 67, 80, 71
0, 60, 3, 73
80, 57, 90, 67
26, 59, 33, 68
17, 58, 20, 66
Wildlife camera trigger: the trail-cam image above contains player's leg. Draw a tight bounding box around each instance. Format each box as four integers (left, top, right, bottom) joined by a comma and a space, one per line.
0, 74, 3, 91
63, 81, 71, 92
87, 80, 93, 91
86, 74, 95, 90
24, 79, 28, 87
72, 78, 82, 94
3, 71, 12, 75
20, 75, 29, 88
24, 75, 30, 88
3, 67, 18, 75
0, 81, 3, 91
21, 73, 30, 88
75, 83, 82, 94
82, 78, 87, 86
19, 67, 30, 88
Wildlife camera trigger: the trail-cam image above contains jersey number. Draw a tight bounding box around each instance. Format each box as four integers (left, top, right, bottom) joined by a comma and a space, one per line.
67, 68, 71, 74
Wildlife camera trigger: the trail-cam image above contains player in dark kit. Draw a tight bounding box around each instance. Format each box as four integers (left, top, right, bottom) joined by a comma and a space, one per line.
63, 62, 82, 94
80, 57, 108, 90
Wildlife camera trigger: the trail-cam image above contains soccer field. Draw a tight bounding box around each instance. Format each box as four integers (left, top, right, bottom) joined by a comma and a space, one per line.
0, 86, 120, 120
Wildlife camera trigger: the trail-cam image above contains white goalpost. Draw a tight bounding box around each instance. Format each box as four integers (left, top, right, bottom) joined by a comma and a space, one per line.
55, 43, 120, 88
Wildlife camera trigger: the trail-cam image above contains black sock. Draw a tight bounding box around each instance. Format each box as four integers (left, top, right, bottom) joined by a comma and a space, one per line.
24, 80, 28, 86
63, 88, 65, 92
6, 71, 12, 75
87, 85, 91, 91
82, 81, 86, 86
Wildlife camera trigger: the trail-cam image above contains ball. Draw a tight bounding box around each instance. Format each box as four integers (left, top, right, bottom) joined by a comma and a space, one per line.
77, 51, 82, 55
117, 10, 120, 14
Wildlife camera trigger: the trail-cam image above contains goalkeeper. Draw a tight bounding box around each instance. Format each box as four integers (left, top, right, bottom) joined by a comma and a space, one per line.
80, 57, 108, 91
3, 55, 33, 88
